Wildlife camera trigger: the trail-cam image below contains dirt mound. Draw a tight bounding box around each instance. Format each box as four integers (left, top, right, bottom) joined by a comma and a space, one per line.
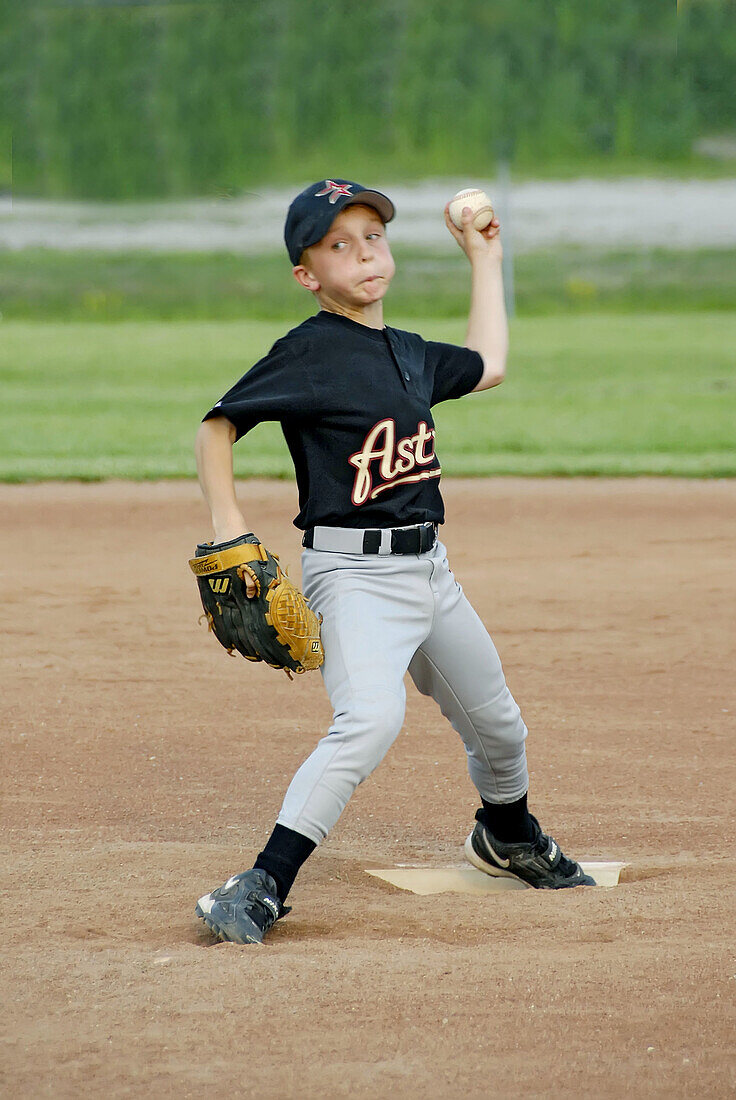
1, 478, 734, 1098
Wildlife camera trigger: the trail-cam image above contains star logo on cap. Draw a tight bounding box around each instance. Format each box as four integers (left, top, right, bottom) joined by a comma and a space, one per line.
314, 180, 354, 204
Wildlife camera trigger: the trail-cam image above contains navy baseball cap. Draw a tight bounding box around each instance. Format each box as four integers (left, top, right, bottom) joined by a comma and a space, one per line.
284, 178, 395, 265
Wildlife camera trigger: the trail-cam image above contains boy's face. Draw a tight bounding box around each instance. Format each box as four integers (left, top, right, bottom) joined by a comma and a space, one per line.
293, 204, 395, 308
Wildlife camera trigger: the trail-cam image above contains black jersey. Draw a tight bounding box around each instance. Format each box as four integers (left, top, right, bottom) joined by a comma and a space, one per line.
204, 310, 483, 530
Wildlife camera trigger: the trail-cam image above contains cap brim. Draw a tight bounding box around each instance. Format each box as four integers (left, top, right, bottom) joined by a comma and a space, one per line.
343, 189, 395, 224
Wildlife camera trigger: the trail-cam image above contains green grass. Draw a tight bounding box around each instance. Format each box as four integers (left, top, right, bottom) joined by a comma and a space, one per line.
220, 154, 736, 190
2, 246, 735, 322
1, 313, 734, 480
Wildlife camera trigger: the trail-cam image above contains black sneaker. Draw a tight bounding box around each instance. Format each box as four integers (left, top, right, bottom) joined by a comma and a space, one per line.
196, 868, 291, 944
464, 812, 596, 889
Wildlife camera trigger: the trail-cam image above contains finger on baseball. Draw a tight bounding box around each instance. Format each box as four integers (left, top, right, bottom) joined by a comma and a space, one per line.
443, 203, 459, 227
479, 216, 500, 236
461, 207, 478, 241
443, 205, 465, 242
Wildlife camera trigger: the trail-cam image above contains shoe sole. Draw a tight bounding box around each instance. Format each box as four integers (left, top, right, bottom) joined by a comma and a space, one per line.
195, 896, 265, 945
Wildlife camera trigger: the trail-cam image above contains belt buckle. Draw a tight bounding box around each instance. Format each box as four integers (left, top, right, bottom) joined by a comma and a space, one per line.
390, 524, 428, 555
419, 523, 434, 553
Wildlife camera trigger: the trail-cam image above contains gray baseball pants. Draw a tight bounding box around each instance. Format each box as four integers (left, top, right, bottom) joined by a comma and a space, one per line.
276, 539, 529, 846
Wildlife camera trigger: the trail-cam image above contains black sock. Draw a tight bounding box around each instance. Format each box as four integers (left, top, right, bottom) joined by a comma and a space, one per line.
481, 792, 535, 843
253, 823, 316, 902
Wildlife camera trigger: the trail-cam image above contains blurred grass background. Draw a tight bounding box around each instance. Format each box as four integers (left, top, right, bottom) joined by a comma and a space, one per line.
2, 0, 734, 196
2, 246, 735, 322
2, 314, 733, 480
0, 0, 734, 481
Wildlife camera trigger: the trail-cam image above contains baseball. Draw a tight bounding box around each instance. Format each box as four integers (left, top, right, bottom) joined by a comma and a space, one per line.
448, 188, 494, 231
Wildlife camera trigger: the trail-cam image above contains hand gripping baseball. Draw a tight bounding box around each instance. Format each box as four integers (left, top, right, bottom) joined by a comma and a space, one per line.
189, 533, 324, 677
444, 194, 502, 263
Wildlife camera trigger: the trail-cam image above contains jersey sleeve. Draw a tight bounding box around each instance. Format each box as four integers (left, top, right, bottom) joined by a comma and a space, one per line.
426, 341, 484, 406
202, 336, 311, 441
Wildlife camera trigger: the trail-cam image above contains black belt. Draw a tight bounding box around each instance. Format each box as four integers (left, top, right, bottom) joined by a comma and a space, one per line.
302, 523, 438, 555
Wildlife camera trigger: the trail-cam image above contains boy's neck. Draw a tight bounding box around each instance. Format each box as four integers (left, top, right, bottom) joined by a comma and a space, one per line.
317, 299, 384, 330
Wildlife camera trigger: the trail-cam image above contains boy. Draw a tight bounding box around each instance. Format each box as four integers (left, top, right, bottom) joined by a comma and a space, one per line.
194, 178, 594, 945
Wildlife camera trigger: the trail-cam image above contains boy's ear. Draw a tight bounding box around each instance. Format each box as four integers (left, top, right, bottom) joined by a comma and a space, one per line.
292, 264, 320, 292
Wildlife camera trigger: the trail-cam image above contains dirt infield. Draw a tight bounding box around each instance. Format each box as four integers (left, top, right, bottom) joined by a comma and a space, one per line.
2, 478, 734, 1099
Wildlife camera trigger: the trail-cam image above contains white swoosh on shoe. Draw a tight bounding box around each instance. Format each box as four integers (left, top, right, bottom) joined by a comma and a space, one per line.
481, 835, 511, 869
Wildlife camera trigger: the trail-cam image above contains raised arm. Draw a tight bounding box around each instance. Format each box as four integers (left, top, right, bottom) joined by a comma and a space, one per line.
195, 416, 250, 541
444, 203, 508, 391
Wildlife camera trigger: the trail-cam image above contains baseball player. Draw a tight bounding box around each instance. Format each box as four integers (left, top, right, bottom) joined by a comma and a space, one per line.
194, 178, 594, 945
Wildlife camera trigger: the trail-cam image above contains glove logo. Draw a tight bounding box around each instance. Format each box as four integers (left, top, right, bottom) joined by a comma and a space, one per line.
208, 577, 230, 594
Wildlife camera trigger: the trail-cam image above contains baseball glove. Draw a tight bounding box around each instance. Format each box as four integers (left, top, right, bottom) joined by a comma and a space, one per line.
189, 533, 323, 678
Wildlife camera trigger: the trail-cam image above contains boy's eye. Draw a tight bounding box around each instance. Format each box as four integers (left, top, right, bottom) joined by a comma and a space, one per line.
331, 241, 347, 251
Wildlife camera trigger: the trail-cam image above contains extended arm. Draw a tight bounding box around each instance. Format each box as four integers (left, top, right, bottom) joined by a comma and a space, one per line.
444, 204, 508, 391
194, 416, 250, 541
